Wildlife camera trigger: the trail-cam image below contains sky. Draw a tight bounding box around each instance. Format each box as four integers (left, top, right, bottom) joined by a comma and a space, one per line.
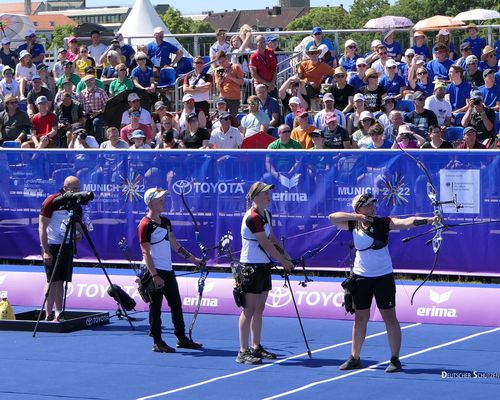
0, 0, 361, 16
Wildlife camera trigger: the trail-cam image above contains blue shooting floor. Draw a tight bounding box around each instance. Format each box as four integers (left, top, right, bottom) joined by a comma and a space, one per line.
1, 308, 499, 400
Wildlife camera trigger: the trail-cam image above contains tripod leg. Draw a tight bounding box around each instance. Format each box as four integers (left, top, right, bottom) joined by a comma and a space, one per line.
285, 274, 312, 358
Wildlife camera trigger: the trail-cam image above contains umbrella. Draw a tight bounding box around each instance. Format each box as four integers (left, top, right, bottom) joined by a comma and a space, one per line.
455, 9, 500, 21
0, 13, 36, 43
364, 16, 414, 29
413, 15, 465, 31
103, 90, 153, 129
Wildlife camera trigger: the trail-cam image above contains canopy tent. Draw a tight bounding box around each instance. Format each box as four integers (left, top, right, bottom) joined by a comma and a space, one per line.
117, 0, 191, 57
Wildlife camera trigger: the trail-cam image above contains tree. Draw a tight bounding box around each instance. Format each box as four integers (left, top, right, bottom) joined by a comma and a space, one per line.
49, 24, 74, 50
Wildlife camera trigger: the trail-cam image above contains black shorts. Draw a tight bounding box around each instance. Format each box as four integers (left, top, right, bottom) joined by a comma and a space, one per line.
44, 244, 74, 283
351, 273, 396, 310
241, 263, 272, 294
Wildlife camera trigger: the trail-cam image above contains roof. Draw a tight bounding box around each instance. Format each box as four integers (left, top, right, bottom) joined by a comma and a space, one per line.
203, 7, 310, 31
28, 14, 77, 31
0, 2, 45, 15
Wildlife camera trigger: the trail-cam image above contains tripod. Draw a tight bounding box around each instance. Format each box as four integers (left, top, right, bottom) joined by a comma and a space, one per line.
33, 210, 135, 337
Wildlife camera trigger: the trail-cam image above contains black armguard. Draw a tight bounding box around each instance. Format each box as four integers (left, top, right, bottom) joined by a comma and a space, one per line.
413, 218, 428, 226
177, 246, 192, 260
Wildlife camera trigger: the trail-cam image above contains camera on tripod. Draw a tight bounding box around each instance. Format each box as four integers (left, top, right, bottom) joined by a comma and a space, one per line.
56, 191, 95, 207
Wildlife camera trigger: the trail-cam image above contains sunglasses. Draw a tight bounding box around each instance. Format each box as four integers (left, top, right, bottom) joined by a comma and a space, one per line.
69, 40, 77, 43
357, 64, 367, 68
368, 75, 378, 79
335, 74, 346, 78
7, 101, 18, 105
362, 118, 372, 122
417, 71, 428, 75
280, 130, 291, 133
379, 52, 387, 55
80, 50, 88, 53
347, 45, 357, 49
118, 69, 127, 72
137, 58, 147, 61
313, 33, 322, 36
488, 53, 495, 58
406, 54, 415, 58
387, 66, 396, 69
194, 61, 203, 64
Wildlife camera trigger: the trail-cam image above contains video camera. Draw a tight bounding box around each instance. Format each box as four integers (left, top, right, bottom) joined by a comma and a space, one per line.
55, 191, 95, 208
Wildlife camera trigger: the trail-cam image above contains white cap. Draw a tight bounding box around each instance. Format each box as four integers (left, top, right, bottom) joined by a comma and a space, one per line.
144, 188, 167, 206
317, 43, 329, 58
386, 59, 398, 68
353, 93, 365, 102
371, 39, 382, 49
19, 50, 30, 59
182, 93, 194, 102
289, 96, 301, 105
25, 29, 36, 37
345, 39, 357, 48
127, 92, 140, 101
405, 48, 415, 56
1, 37, 11, 45
356, 57, 367, 66
359, 111, 374, 120
438, 29, 449, 36
153, 26, 164, 34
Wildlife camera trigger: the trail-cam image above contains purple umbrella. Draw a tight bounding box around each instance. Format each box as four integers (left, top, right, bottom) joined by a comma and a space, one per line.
364, 16, 414, 29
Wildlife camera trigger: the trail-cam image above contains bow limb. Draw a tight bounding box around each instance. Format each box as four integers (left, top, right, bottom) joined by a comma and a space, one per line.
180, 188, 208, 341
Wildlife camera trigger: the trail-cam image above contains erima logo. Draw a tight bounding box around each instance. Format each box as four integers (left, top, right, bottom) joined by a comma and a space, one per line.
416, 289, 457, 318
279, 174, 300, 189
273, 174, 308, 202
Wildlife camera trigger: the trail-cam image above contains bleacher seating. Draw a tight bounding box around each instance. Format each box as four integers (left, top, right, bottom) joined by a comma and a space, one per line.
395, 99, 414, 113
444, 126, 464, 142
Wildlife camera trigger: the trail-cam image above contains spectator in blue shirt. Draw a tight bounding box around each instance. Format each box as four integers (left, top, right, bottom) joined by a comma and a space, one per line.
113, 34, 135, 67
339, 39, 361, 72
379, 59, 406, 99
446, 65, 472, 112
305, 27, 336, 67
382, 30, 403, 62
408, 59, 434, 98
366, 122, 392, 149
348, 58, 368, 91
427, 43, 454, 81
16, 29, 45, 66
434, 29, 455, 60
494, 40, 500, 60
479, 46, 499, 73
284, 97, 313, 129
130, 52, 156, 95
411, 31, 431, 61
462, 24, 487, 59
146, 27, 183, 71
479, 69, 500, 111
398, 49, 415, 83
256, 84, 281, 128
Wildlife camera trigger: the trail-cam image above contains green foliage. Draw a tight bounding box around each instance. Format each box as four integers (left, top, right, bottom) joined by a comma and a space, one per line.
347, 0, 391, 29
49, 25, 74, 50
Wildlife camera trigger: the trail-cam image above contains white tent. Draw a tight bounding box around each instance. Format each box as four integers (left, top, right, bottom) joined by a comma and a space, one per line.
117, 0, 191, 56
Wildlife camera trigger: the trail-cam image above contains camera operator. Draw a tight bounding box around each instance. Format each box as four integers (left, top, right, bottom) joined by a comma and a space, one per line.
67, 123, 98, 149
461, 90, 495, 143
39, 176, 85, 321
214, 51, 244, 116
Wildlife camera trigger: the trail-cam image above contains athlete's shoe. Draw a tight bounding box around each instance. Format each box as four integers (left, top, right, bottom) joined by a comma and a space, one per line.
236, 349, 263, 365
339, 355, 362, 370
152, 341, 176, 353
385, 356, 402, 373
251, 344, 277, 360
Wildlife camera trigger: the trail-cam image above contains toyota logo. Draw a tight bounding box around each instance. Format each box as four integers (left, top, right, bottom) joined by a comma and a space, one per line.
266, 287, 292, 308
172, 180, 193, 195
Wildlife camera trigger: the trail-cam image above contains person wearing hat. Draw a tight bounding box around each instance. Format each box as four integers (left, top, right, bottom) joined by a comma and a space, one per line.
456, 126, 487, 149
138, 187, 204, 353
0, 93, 31, 143
427, 43, 453, 81
463, 23, 486, 60
66, 36, 79, 62
183, 56, 213, 118
308, 129, 327, 149
54, 76, 78, 106
67, 123, 99, 149
398, 49, 415, 82
283, 96, 312, 129
339, 39, 360, 73
0, 66, 20, 98
359, 68, 387, 113
411, 31, 431, 61
379, 59, 406, 100
146, 27, 182, 73
249, 35, 278, 97
15, 49, 37, 99
377, 94, 397, 129
52, 48, 68, 80
347, 57, 368, 91
391, 123, 425, 149
424, 81, 452, 127
208, 111, 242, 149
128, 129, 150, 149
352, 110, 377, 149
404, 91, 438, 133
78, 74, 108, 143
479, 46, 498, 73
329, 194, 438, 373
36, 62, 56, 94
446, 64, 472, 112
382, 29, 403, 62
22, 96, 57, 149
16, 29, 45, 65
326, 66, 355, 113
214, 51, 244, 116
180, 112, 210, 148
290, 109, 315, 149
56, 60, 81, 90
26, 74, 53, 118
364, 39, 383, 65
434, 29, 455, 60
0, 37, 18, 69
305, 27, 336, 67
314, 92, 346, 130
460, 89, 495, 142
120, 92, 154, 129
455, 42, 472, 70
347, 93, 366, 134
321, 111, 350, 149
297, 46, 335, 98
209, 97, 239, 131
177, 93, 207, 132
101, 33, 135, 68
462, 55, 484, 88
478, 69, 500, 111
236, 181, 294, 364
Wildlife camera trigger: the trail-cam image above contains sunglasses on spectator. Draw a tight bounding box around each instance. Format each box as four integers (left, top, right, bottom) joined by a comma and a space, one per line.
280, 129, 291, 133
368, 75, 378, 79
406, 54, 414, 58
387, 66, 396, 69
347, 45, 357, 49
417, 71, 428, 75
357, 64, 367, 68
335, 74, 346, 78
80, 50, 87, 53
194, 61, 203, 64
7, 101, 18, 105
313, 33, 322, 36
362, 118, 372, 122
69, 40, 77, 43
137, 58, 147, 61
379, 52, 387, 55
118, 69, 127, 72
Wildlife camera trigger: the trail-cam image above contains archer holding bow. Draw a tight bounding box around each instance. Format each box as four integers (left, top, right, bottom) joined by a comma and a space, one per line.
236, 181, 294, 365
328, 192, 438, 373
138, 187, 203, 353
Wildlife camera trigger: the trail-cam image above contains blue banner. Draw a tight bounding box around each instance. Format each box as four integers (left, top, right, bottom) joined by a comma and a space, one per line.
0, 149, 499, 275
